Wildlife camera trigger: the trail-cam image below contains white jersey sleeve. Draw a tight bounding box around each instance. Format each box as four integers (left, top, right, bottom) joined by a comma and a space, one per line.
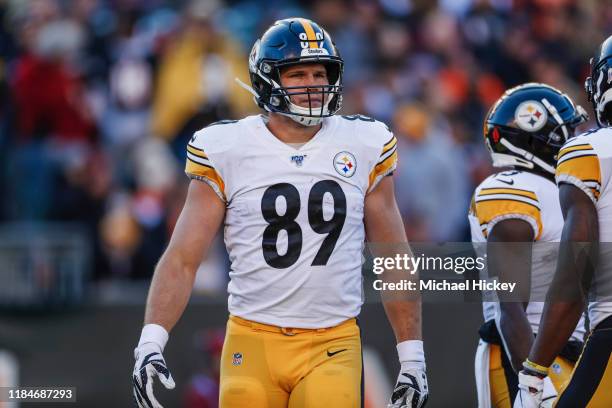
184, 120, 240, 202
365, 120, 398, 193
469, 172, 543, 241
556, 135, 602, 205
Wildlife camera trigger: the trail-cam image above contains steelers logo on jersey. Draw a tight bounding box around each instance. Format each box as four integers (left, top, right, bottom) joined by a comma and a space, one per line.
333, 151, 357, 177
514, 100, 548, 131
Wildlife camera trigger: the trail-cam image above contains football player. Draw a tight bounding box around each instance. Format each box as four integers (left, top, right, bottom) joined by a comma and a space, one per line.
516, 35, 612, 408
132, 18, 428, 408
468, 83, 588, 408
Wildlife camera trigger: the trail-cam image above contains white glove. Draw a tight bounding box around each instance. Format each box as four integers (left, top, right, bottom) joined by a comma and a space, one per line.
513, 371, 557, 408
388, 362, 429, 408
388, 340, 429, 408
132, 325, 175, 408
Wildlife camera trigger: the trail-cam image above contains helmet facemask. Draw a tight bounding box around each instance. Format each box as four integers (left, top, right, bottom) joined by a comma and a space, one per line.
586, 57, 612, 127
258, 58, 343, 126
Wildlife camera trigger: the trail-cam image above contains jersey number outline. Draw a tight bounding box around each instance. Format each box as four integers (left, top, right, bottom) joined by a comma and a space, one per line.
341, 114, 375, 122
261, 180, 347, 268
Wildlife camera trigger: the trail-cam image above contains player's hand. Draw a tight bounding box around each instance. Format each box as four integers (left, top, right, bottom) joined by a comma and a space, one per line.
132, 343, 175, 408
388, 363, 429, 408
513, 371, 557, 408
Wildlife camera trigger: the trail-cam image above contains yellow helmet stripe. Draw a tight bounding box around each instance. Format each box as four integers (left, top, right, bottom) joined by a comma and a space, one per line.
299, 19, 318, 49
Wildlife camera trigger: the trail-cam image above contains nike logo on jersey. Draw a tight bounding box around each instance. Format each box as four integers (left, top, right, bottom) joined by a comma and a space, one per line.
327, 348, 347, 357
498, 179, 514, 185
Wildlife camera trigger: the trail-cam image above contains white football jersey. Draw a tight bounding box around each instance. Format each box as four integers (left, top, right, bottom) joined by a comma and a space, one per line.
556, 129, 612, 330
469, 170, 585, 341
185, 114, 397, 328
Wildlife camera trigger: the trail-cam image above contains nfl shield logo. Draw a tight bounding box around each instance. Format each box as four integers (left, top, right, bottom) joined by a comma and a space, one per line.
232, 352, 243, 366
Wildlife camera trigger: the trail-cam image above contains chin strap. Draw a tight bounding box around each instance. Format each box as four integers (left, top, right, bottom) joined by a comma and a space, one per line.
499, 138, 555, 174
541, 97, 568, 141
235, 77, 325, 127
235, 77, 260, 103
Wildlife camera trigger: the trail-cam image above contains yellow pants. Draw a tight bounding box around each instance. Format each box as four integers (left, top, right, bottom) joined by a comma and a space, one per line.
489, 344, 574, 408
219, 315, 363, 408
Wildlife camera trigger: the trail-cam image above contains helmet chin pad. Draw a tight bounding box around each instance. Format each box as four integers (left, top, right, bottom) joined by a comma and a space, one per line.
280, 111, 324, 126
283, 93, 332, 126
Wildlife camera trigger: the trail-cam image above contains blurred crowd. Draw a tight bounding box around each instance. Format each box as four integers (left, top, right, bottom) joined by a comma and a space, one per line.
0, 0, 609, 283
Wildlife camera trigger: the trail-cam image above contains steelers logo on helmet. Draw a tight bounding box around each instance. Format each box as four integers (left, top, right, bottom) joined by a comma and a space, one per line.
514, 100, 548, 132
333, 151, 356, 178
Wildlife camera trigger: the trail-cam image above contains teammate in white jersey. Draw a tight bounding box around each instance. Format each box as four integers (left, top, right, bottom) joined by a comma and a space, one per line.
132, 18, 428, 408
517, 36, 612, 408
468, 83, 588, 407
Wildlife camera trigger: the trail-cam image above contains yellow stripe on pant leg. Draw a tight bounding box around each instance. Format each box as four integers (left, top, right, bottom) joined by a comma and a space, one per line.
489, 344, 511, 408
586, 352, 612, 407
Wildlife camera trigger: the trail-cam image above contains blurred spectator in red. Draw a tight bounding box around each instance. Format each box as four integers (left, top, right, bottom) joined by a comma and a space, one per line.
12, 17, 94, 142
184, 328, 225, 408
5, 2, 99, 221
